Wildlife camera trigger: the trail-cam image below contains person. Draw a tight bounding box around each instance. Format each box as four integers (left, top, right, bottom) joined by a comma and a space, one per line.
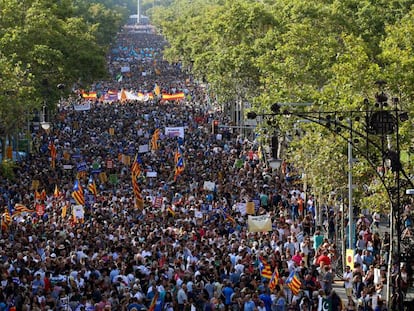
243, 294, 256, 311
274, 290, 286, 311
372, 211, 380, 230
330, 290, 343, 311
126, 297, 145, 311
303, 273, 317, 299
353, 275, 364, 299
222, 280, 234, 310
259, 287, 272, 311
343, 266, 353, 299
322, 265, 334, 295
177, 284, 188, 311
313, 231, 324, 251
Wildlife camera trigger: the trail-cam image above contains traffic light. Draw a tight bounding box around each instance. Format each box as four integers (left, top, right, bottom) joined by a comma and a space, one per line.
212, 120, 219, 134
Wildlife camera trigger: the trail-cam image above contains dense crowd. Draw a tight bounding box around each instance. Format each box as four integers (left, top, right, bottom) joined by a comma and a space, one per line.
0, 24, 406, 311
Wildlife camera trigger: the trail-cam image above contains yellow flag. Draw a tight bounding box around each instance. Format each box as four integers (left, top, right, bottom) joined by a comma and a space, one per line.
61, 205, 67, 218
346, 249, 354, 269
246, 201, 255, 215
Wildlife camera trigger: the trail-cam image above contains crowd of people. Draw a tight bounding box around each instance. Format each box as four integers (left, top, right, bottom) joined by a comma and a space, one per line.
0, 23, 405, 311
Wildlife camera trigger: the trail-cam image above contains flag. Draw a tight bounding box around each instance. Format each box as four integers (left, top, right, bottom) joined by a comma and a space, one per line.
258, 256, 273, 279
161, 92, 185, 101
223, 211, 236, 225
3, 208, 12, 224
285, 271, 302, 295
61, 205, 67, 218
167, 205, 175, 217
131, 154, 142, 177
120, 89, 127, 102
40, 189, 47, 201
48, 141, 57, 168
131, 174, 144, 209
154, 83, 161, 96
34, 190, 41, 201
318, 297, 332, 311
151, 128, 161, 151
54, 185, 59, 198
148, 291, 159, 311
81, 91, 97, 99
116, 73, 123, 82
87, 177, 97, 197
14, 203, 34, 215
2, 208, 12, 231
173, 147, 185, 181
257, 145, 265, 162
72, 180, 85, 206
269, 267, 280, 291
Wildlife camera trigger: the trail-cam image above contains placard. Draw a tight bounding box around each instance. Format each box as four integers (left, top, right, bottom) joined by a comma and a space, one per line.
248, 215, 272, 232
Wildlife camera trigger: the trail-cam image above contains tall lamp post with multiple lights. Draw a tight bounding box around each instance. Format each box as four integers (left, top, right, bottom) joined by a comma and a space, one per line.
247, 82, 413, 310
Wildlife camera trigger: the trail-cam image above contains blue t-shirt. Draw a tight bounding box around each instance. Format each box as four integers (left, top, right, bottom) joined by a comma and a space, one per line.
222, 286, 234, 305
259, 293, 272, 311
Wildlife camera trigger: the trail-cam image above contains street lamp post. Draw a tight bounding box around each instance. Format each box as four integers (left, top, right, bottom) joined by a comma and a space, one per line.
247, 83, 413, 310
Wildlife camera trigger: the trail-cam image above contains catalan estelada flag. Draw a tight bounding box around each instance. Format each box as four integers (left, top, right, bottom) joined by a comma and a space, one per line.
131, 154, 142, 177
269, 267, 280, 291
286, 271, 302, 295
87, 177, 97, 197
173, 147, 185, 181
2, 208, 12, 231
258, 256, 273, 279
151, 128, 161, 151
71, 179, 85, 206
131, 174, 144, 209
14, 203, 34, 215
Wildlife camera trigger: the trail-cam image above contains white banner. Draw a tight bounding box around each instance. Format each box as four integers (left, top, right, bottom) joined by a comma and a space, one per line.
73, 102, 91, 111
72, 205, 84, 219
121, 66, 130, 73
146, 171, 157, 178
138, 144, 149, 153
165, 127, 185, 138
248, 215, 272, 232
203, 181, 216, 191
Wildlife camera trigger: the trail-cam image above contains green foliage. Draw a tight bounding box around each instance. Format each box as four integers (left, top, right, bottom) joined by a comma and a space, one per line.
0, 0, 127, 137
152, 0, 414, 213
0, 159, 16, 181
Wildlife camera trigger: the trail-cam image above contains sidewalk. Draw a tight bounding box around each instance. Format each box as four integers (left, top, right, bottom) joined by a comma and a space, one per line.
332, 280, 348, 303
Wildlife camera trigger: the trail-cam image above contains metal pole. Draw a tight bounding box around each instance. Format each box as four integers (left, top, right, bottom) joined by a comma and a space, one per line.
387, 202, 394, 309
342, 197, 346, 273
348, 121, 354, 249
394, 100, 403, 310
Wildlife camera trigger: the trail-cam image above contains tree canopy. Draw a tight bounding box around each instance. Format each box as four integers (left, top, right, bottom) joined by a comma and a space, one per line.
152, 0, 414, 212
0, 0, 126, 148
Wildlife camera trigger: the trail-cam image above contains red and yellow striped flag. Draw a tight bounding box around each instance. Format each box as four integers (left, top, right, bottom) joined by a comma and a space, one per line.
269, 267, 280, 291
258, 256, 273, 279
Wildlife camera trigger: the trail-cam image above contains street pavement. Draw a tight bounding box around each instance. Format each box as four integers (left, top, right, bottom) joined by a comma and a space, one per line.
332, 279, 348, 304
